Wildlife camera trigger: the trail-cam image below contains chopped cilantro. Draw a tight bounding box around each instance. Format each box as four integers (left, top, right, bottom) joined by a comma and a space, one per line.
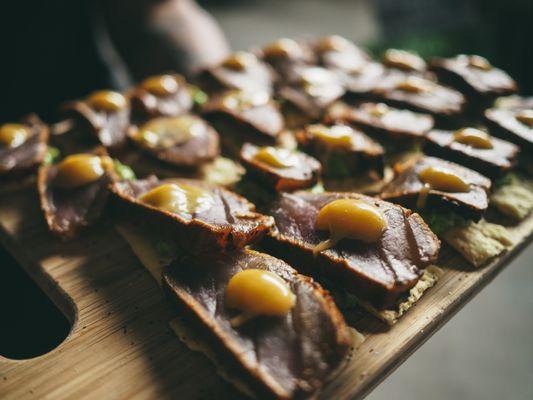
43, 146, 60, 166
113, 159, 136, 181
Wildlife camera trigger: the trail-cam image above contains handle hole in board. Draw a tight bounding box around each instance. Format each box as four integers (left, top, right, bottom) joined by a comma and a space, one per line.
0, 245, 71, 360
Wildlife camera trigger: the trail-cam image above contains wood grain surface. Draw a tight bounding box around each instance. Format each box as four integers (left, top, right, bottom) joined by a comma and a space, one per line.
0, 187, 531, 400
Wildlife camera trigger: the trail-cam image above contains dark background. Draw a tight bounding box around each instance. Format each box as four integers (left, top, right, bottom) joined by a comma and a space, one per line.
0, 0, 532, 122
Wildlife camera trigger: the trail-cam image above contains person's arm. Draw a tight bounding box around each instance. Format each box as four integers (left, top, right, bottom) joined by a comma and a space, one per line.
102, 0, 231, 80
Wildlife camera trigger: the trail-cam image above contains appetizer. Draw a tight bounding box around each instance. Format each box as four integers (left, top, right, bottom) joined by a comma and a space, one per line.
312, 35, 385, 97
38, 149, 116, 239
381, 48, 427, 74
314, 35, 371, 74
130, 74, 193, 120
371, 73, 465, 120
381, 157, 514, 267
381, 156, 491, 221
484, 106, 533, 152
128, 114, 220, 168
109, 176, 274, 252
0, 114, 49, 181
295, 123, 384, 180
277, 66, 345, 126
198, 51, 274, 94
429, 55, 518, 107
164, 249, 352, 399
326, 101, 434, 145
61, 90, 130, 151
423, 127, 520, 178
262, 191, 441, 323
343, 62, 387, 99
202, 89, 284, 155
260, 38, 316, 82
239, 143, 321, 191
493, 95, 533, 111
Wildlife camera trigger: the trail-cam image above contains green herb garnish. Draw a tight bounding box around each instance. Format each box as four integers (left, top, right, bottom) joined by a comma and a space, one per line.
309, 181, 325, 194
189, 85, 209, 106
324, 155, 352, 179
421, 209, 470, 235
113, 159, 136, 181
494, 172, 517, 188
43, 146, 60, 166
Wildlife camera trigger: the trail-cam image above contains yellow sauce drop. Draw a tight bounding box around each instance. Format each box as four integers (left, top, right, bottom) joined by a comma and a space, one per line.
300, 67, 334, 87
383, 49, 425, 71
468, 55, 492, 71
54, 154, 112, 189
226, 269, 295, 327
314, 198, 387, 254
453, 127, 493, 149
308, 124, 354, 149
368, 103, 390, 117
0, 123, 30, 148
253, 146, 297, 168
138, 183, 215, 215
134, 116, 204, 149
416, 184, 431, 209
142, 75, 179, 96
87, 90, 127, 112
418, 165, 471, 193
317, 35, 352, 52
222, 51, 257, 71
221, 90, 270, 110
515, 109, 533, 127
396, 76, 434, 94
263, 38, 303, 58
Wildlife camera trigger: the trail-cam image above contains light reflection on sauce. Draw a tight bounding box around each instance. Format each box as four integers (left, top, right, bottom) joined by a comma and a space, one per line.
134, 116, 204, 149
87, 90, 127, 112
516, 110, 533, 127
416, 165, 471, 208
308, 124, 355, 149
138, 182, 215, 215
396, 76, 434, 94
226, 269, 296, 327
453, 127, 493, 149
263, 38, 303, 59
313, 198, 387, 255
142, 75, 179, 96
383, 49, 426, 72
221, 90, 270, 110
468, 55, 492, 71
0, 123, 29, 148
53, 154, 113, 189
253, 146, 297, 168
223, 52, 258, 71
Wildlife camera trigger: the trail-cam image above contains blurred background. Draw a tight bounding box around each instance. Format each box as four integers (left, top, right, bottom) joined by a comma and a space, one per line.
1, 0, 532, 121
1, 1, 532, 399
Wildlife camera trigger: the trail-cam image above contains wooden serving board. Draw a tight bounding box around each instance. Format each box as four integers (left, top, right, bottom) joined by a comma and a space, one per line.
0, 186, 532, 400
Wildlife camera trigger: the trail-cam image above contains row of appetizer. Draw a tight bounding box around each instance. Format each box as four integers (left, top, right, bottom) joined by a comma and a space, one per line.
0, 35, 532, 400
